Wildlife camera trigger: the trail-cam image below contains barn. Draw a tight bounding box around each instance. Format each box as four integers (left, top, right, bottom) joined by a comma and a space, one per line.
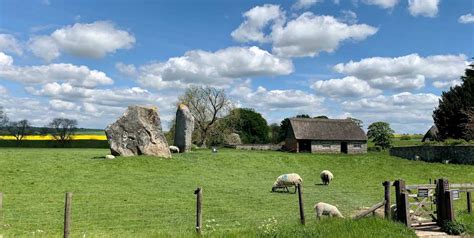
285, 118, 367, 154
421, 125, 439, 142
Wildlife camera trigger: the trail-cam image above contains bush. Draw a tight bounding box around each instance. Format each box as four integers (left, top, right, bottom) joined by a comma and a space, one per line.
368, 146, 383, 152
400, 134, 411, 140
442, 220, 466, 235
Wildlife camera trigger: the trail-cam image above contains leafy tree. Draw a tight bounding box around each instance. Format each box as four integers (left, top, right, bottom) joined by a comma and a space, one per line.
297, 114, 310, 118
314, 115, 328, 119
47, 118, 78, 143
179, 86, 232, 147
0, 106, 8, 128
225, 108, 269, 144
268, 123, 281, 144
7, 120, 30, 141
433, 63, 474, 140
278, 114, 312, 142
367, 121, 394, 149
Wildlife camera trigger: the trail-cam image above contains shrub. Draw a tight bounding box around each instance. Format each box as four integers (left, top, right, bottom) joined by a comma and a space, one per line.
400, 134, 411, 140
442, 220, 466, 235
368, 146, 382, 152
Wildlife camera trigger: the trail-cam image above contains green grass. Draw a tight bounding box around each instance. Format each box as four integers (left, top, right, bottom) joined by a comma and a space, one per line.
0, 148, 472, 237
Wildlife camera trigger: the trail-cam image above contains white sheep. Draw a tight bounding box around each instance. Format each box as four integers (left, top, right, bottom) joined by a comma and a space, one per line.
320, 170, 334, 185
169, 145, 180, 153
271, 173, 303, 193
314, 202, 344, 219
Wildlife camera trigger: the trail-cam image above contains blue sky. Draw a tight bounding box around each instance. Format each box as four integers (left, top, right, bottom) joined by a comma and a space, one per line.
0, 0, 472, 133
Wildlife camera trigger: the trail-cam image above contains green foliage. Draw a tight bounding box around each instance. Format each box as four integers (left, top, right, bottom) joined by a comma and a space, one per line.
225, 108, 269, 144
314, 115, 328, 119
442, 220, 466, 235
458, 212, 474, 235
433, 64, 474, 141
367, 122, 394, 149
268, 123, 281, 144
278, 114, 312, 142
400, 134, 411, 140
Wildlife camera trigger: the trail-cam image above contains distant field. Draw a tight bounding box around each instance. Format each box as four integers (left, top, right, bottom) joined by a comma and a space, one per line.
0, 135, 106, 140
0, 148, 472, 237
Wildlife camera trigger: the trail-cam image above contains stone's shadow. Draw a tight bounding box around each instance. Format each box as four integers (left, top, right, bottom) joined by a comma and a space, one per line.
91, 156, 106, 160
315, 183, 327, 186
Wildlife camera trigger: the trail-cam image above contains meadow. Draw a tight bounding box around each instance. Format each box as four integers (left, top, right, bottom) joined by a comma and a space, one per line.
0, 148, 472, 237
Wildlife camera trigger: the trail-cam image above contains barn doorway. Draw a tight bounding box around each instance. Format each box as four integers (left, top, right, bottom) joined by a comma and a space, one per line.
341, 142, 348, 154
298, 140, 311, 153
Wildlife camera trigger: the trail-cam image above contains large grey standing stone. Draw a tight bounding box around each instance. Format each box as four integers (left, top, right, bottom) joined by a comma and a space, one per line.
105, 105, 171, 158
174, 104, 194, 153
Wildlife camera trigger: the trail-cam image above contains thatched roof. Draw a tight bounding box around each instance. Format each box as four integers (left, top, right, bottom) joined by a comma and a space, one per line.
421, 125, 439, 142
289, 118, 367, 141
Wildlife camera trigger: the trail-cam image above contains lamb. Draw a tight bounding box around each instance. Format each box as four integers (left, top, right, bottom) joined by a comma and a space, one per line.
320, 170, 334, 185
169, 145, 180, 153
271, 173, 303, 193
314, 202, 344, 219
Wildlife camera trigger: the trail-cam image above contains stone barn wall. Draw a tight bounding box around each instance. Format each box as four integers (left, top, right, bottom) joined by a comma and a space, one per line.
389, 145, 474, 165
310, 141, 367, 154
235, 144, 282, 151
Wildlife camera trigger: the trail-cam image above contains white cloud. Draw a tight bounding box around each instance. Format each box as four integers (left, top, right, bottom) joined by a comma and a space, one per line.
408, 0, 440, 18
341, 92, 439, 132
115, 62, 137, 77
432, 80, 461, 89
49, 99, 81, 111
311, 76, 382, 98
0, 61, 113, 87
28, 36, 60, 62
333, 54, 468, 90
271, 13, 377, 57
292, 0, 321, 10
361, 0, 399, 9
231, 4, 285, 43
136, 46, 293, 90
0, 52, 13, 66
339, 10, 358, 24
0, 34, 23, 55
28, 21, 135, 61
458, 13, 474, 24
0, 85, 7, 95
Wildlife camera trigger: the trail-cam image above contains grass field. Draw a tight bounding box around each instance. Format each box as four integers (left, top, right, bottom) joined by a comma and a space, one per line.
0, 148, 472, 237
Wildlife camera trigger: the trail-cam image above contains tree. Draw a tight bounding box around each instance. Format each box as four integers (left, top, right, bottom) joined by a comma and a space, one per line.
367, 121, 394, 149
347, 117, 363, 128
224, 108, 269, 144
314, 115, 328, 119
433, 63, 474, 140
47, 118, 78, 143
462, 107, 474, 140
179, 86, 232, 147
278, 114, 312, 142
269, 123, 281, 144
7, 120, 30, 141
0, 106, 8, 128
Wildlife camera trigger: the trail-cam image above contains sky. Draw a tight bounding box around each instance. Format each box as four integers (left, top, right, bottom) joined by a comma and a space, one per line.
0, 0, 472, 133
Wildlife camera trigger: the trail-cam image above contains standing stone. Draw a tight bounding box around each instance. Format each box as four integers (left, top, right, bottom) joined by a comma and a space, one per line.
174, 104, 194, 153
105, 105, 171, 158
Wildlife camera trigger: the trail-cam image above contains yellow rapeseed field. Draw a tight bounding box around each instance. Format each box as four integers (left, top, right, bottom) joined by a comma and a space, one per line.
0, 135, 107, 140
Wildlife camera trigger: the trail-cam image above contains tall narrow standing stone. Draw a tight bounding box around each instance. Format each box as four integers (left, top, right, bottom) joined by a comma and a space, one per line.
174, 104, 194, 152
105, 105, 171, 158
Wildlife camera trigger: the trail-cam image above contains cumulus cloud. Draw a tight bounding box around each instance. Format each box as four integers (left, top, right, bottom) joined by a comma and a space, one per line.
361, 0, 399, 9
49, 99, 81, 111
311, 76, 382, 98
115, 62, 137, 77
28, 21, 135, 61
408, 0, 440, 18
339, 10, 358, 24
136, 46, 293, 90
0, 84, 7, 95
333, 54, 468, 90
458, 13, 474, 24
292, 0, 321, 10
0, 34, 23, 55
271, 13, 378, 57
231, 4, 285, 43
0, 56, 113, 87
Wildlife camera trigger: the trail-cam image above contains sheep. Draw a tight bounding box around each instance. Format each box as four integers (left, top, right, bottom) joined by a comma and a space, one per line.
320, 170, 334, 185
314, 202, 344, 219
271, 173, 303, 193
169, 145, 180, 153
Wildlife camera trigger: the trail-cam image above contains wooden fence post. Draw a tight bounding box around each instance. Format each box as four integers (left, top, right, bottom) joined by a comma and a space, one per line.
383, 181, 391, 219
394, 179, 405, 222
194, 187, 202, 233
445, 190, 454, 222
467, 191, 472, 214
63, 192, 73, 238
297, 184, 305, 225
436, 178, 449, 226
400, 192, 411, 227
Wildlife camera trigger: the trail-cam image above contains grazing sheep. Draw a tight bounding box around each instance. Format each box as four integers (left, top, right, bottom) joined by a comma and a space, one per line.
169, 145, 180, 153
320, 170, 334, 185
271, 173, 303, 193
314, 202, 344, 219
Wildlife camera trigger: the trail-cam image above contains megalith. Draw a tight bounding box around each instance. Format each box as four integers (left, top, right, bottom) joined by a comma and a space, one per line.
174, 104, 194, 152
105, 105, 171, 158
